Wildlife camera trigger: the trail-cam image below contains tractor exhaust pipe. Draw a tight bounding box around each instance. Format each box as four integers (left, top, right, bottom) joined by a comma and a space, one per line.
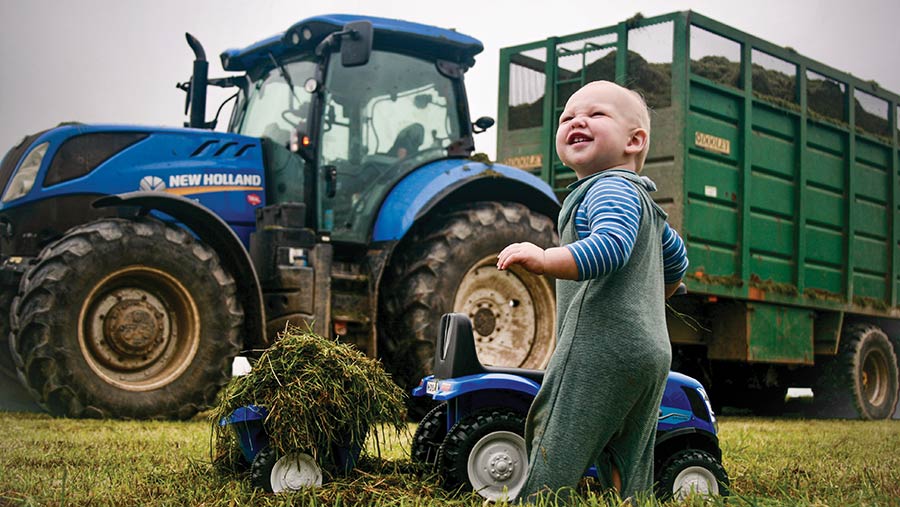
185, 33, 209, 129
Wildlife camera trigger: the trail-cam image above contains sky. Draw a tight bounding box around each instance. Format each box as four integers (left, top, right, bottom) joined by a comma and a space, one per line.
1, 0, 899, 160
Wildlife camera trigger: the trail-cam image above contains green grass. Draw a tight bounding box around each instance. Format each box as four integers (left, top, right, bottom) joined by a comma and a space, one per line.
1, 412, 898, 506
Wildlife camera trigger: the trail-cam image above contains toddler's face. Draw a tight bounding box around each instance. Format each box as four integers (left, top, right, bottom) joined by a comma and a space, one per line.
555, 82, 644, 177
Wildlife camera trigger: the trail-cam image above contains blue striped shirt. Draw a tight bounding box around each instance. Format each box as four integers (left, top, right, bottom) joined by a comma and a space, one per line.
565, 176, 688, 283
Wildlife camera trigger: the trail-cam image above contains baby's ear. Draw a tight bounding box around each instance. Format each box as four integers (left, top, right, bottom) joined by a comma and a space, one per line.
625, 128, 648, 155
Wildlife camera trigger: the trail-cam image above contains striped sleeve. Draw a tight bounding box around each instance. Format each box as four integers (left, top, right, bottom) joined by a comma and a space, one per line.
662, 223, 688, 284
566, 177, 641, 280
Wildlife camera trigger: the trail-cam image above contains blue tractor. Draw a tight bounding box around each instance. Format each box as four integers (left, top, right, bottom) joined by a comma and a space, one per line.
0, 16, 560, 419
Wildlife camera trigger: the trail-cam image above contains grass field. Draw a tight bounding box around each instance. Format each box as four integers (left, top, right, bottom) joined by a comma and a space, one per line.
1, 411, 899, 507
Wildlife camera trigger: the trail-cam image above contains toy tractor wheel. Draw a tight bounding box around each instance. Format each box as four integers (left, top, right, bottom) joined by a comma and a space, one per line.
816, 324, 899, 420
655, 449, 729, 500
438, 407, 527, 501
9, 218, 243, 419
250, 446, 323, 492
411, 402, 448, 466
381, 202, 557, 403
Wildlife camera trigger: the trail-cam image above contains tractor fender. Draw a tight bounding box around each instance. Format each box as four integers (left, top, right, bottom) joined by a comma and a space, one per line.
423, 372, 540, 401
93, 191, 265, 348
371, 159, 559, 242
654, 427, 722, 460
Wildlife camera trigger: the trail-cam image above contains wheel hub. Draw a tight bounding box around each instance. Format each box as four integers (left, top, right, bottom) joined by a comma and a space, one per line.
88, 287, 172, 372
467, 429, 527, 501
673, 465, 718, 500
473, 307, 497, 337
862, 349, 887, 405
79, 266, 200, 391
103, 299, 165, 357
270, 453, 322, 492
488, 452, 515, 480
454, 255, 555, 368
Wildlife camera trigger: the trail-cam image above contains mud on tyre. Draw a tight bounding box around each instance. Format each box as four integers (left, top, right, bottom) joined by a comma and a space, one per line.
380, 202, 557, 395
10, 218, 243, 419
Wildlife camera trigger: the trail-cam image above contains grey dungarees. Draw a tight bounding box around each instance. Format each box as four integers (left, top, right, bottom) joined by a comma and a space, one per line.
518, 169, 673, 501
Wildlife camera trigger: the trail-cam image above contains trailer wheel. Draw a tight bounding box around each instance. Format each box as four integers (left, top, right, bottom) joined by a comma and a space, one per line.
655, 449, 729, 500
438, 407, 527, 501
411, 402, 448, 466
9, 218, 243, 419
817, 324, 899, 420
250, 446, 322, 492
380, 202, 556, 397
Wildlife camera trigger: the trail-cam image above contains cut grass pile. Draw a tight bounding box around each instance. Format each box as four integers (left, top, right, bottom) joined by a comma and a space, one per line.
210, 325, 407, 467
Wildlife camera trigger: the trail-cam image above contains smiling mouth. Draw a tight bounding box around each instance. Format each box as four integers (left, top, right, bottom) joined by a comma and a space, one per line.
567, 133, 592, 145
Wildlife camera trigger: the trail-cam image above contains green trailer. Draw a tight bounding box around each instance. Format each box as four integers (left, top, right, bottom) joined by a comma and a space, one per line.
496, 11, 900, 419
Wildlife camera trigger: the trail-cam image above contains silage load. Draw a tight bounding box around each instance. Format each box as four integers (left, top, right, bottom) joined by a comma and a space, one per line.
212, 325, 407, 466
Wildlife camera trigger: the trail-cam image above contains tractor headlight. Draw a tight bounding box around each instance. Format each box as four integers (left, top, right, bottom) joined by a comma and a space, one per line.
2, 142, 49, 202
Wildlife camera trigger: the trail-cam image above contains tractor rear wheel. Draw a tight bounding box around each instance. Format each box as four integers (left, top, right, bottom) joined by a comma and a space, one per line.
10, 218, 243, 419
380, 202, 556, 398
816, 324, 899, 420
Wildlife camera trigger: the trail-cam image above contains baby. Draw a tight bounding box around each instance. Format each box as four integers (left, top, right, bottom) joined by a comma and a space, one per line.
497, 81, 688, 501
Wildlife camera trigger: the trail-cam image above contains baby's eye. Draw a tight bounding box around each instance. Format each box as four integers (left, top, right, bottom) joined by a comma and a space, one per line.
591, 111, 606, 117
559, 116, 573, 124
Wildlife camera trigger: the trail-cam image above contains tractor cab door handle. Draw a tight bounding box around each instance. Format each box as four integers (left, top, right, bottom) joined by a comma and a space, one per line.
324, 165, 337, 198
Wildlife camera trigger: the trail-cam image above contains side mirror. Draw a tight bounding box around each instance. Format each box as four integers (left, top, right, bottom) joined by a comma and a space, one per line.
472, 116, 495, 134
340, 21, 373, 67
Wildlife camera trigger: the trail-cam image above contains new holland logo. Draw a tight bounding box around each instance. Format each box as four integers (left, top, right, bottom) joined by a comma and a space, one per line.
139, 176, 166, 192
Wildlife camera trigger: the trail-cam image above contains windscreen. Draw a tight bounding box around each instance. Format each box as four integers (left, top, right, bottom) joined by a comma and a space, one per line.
234, 59, 317, 146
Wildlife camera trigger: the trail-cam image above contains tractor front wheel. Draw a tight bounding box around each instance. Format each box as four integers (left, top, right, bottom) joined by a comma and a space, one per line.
10, 218, 243, 419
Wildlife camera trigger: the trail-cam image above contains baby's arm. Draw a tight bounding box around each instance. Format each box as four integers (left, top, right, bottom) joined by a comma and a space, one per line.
498, 178, 639, 280
496, 242, 578, 279
662, 223, 688, 298
565, 178, 640, 280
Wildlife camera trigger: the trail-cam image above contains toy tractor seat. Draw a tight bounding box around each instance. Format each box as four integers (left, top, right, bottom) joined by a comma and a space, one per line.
432, 313, 545, 384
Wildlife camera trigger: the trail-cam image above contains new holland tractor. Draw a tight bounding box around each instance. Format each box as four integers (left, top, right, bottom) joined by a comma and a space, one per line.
0, 15, 559, 419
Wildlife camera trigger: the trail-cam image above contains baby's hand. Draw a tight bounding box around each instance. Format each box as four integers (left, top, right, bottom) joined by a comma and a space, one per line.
497, 242, 546, 275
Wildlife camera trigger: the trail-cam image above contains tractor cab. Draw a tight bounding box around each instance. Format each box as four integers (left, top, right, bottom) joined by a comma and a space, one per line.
189, 15, 486, 244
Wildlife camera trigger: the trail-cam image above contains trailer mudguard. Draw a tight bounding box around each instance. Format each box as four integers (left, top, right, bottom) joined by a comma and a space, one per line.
371, 159, 559, 242
94, 191, 266, 347
413, 372, 540, 401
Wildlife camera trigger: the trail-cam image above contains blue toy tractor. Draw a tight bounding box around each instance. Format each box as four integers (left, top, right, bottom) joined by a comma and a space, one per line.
0, 16, 560, 418
411, 313, 729, 501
